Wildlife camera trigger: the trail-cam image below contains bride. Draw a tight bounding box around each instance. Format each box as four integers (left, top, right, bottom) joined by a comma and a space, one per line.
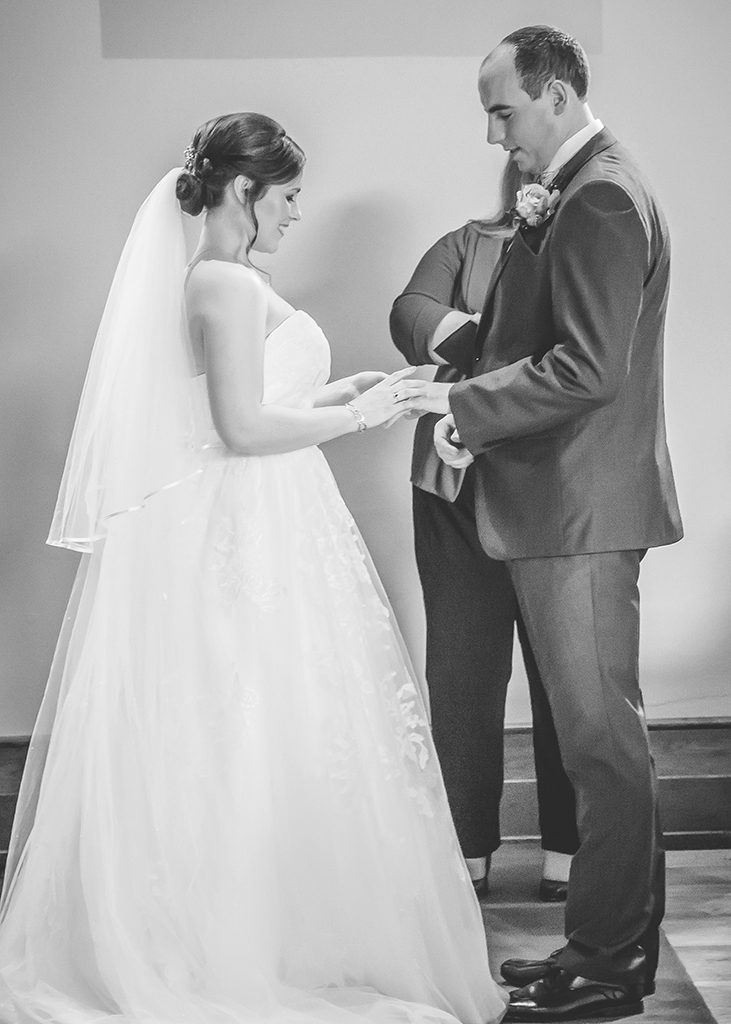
0, 111, 507, 1024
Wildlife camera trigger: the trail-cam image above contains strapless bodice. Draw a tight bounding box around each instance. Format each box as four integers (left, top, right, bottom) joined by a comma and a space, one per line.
192, 310, 331, 447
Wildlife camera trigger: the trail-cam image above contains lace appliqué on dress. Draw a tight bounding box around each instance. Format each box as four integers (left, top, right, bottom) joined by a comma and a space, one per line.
209, 515, 284, 612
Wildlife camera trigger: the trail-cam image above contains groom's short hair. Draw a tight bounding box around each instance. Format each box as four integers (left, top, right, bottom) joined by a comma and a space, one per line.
500, 25, 590, 102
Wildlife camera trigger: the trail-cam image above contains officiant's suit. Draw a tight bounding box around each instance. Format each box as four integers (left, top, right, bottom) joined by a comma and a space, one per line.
449, 127, 683, 980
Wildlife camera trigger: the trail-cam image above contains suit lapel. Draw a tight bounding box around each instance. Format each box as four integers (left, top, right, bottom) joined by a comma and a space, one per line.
472, 128, 618, 364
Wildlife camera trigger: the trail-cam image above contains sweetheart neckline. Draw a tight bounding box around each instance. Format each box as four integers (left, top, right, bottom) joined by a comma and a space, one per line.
267, 308, 308, 338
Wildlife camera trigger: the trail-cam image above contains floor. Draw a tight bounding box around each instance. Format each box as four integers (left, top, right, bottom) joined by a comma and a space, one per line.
664, 849, 731, 1024
483, 842, 730, 1023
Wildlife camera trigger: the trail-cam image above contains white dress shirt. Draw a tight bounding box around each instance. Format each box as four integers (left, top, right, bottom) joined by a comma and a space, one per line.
539, 118, 604, 186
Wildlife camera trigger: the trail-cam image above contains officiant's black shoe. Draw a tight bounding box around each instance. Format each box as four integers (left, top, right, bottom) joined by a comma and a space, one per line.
501, 949, 562, 987
504, 968, 644, 1022
471, 875, 488, 898
539, 878, 568, 902
469, 853, 490, 899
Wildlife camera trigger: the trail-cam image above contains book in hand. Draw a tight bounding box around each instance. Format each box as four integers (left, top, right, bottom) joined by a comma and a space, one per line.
434, 319, 478, 376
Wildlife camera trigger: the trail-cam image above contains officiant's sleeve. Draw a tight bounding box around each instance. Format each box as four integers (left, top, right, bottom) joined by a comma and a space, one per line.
390, 230, 466, 365
450, 182, 649, 454
390, 227, 502, 365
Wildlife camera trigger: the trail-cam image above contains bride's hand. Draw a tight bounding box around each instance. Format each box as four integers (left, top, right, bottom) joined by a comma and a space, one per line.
389, 379, 454, 417
349, 368, 415, 429
347, 371, 389, 397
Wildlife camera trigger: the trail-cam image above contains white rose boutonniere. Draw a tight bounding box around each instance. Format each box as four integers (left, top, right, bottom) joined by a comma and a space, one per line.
513, 183, 561, 229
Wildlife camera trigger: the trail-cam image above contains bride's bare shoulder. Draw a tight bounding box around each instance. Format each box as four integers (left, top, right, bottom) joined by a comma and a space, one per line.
185, 260, 267, 323
187, 258, 264, 297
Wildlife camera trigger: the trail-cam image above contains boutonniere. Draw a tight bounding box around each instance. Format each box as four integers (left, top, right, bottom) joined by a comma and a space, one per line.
512, 183, 561, 229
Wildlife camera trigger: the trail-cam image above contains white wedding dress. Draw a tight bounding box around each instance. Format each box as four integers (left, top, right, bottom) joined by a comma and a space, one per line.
0, 305, 507, 1024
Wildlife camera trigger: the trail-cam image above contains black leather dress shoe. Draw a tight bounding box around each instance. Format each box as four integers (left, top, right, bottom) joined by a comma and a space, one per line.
504, 968, 644, 1022
539, 878, 568, 902
501, 949, 562, 987
502, 951, 655, 997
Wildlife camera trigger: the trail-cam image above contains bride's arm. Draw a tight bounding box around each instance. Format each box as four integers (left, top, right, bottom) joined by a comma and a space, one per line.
186, 263, 403, 455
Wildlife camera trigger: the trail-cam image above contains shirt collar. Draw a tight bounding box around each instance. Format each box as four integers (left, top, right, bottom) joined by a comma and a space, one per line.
539, 118, 604, 186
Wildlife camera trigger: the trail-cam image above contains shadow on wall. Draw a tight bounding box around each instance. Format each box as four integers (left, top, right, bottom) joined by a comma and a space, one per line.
0, 244, 86, 735
280, 191, 428, 655
286, 190, 416, 357
284, 190, 423, 505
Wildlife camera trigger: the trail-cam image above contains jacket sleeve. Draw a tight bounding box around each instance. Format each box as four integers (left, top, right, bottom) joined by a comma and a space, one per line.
450, 181, 649, 454
389, 229, 468, 365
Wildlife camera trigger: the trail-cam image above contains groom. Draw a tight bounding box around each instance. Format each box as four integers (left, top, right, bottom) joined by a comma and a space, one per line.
430, 25, 683, 1023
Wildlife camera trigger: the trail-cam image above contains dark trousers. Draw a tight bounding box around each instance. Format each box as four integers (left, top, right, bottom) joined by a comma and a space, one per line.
507, 551, 664, 980
412, 471, 578, 859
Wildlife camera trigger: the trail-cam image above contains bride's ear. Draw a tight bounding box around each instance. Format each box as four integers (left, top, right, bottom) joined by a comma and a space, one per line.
233, 175, 254, 204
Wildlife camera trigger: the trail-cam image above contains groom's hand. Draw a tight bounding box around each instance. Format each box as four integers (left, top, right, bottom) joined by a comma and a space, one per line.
389, 379, 453, 416
434, 414, 474, 468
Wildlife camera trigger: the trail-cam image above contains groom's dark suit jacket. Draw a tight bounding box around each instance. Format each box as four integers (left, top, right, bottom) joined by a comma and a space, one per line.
448, 128, 683, 560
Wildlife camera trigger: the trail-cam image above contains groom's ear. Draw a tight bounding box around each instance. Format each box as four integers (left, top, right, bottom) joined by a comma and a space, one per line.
547, 79, 570, 115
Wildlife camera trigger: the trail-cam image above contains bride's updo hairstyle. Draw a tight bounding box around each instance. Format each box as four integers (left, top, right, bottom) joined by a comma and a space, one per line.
176, 112, 305, 220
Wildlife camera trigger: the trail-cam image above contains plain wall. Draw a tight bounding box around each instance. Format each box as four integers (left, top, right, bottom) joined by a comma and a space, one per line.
1, 0, 730, 736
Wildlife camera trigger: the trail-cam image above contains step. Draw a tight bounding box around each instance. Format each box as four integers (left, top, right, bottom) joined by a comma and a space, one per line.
1, 721, 729, 851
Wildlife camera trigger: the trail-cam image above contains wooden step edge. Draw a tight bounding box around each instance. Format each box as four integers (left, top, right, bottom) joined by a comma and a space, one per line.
504, 717, 731, 734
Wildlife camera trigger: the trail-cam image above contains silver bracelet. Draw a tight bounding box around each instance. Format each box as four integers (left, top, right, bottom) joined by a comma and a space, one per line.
344, 402, 367, 432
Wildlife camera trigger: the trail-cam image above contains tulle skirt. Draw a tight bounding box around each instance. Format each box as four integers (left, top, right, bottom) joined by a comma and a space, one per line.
0, 444, 507, 1024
